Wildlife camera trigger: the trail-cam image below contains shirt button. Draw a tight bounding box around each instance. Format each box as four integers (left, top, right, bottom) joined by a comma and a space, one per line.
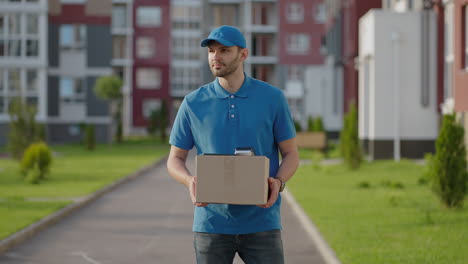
230, 95, 234, 98
231, 114, 235, 118
231, 105, 235, 108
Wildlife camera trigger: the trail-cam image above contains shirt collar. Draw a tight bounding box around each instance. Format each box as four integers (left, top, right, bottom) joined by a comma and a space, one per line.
214, 73, 250, 99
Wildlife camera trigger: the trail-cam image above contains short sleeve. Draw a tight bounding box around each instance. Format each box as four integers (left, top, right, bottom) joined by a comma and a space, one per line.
273, 91, 296, 143
169, 98, 195, 150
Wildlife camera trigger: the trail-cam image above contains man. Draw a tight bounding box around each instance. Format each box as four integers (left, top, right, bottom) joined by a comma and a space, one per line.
167, 25, 299, 264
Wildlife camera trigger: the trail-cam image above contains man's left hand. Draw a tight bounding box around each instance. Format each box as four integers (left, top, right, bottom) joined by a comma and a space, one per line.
257, 177, 281, 208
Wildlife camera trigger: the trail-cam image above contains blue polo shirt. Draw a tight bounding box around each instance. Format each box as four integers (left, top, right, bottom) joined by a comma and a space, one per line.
169, 74, 295, 235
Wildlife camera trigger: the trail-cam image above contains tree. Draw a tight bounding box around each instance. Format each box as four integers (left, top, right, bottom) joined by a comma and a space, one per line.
313, 116, 325, 132
340, 102, 362, 169
430, 113, 467, 208
307, 116, 314, 132
146, 100, 169, 142
94, 75, 123, 143
7, 97, 42, 160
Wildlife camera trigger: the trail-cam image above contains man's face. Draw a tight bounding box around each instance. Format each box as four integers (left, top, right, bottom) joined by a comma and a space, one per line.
208, 43, 245, 78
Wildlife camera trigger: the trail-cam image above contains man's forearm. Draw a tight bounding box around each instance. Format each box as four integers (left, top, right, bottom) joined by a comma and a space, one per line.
275, 150, 300, 183
167, 156, 193, 187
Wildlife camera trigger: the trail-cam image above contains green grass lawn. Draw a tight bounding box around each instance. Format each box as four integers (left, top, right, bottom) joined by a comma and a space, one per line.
0, 139, 169, 240
288, 158, 468, 264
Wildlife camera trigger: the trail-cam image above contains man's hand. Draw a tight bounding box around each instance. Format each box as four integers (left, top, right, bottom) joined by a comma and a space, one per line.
187, 176, 208, 207
257, 177, 281, 208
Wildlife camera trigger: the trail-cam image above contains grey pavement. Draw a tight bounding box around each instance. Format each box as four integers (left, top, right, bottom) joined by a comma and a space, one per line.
0, 151, 327, 264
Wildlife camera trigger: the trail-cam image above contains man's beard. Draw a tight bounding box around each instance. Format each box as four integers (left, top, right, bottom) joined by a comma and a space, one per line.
210, 54, 241, 77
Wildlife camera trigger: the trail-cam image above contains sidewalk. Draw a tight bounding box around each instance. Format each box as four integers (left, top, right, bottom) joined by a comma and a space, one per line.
0, 151, 334, 264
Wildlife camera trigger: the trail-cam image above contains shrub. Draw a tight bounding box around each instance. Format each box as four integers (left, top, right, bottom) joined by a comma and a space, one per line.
294, 119, 302, 132
313, 116, 325, 132
20, 142, 52, 184
7, 97, 43, 160
307, 116, 314, 132
84, 124, 95, 151
159, 100, 168, 142
430, 113, 468, 208
340, 102, 362, 169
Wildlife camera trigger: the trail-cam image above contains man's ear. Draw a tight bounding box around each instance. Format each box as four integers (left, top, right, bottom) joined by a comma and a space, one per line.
240, 48, 249, 61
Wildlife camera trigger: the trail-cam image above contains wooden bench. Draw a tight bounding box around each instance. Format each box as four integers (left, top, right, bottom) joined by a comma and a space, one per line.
295, 132, 327, 150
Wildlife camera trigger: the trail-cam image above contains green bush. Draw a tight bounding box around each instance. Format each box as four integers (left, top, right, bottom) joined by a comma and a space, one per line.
84, 124, 95, 151
307, 116, 314, 132
340, 102, 362, 169
7, 97, 43, 160
20, 142, 52, 184
313, 116, 325, 132
294, 119, 302, 132
430, 113, 468, 208
159, 100, 168, 142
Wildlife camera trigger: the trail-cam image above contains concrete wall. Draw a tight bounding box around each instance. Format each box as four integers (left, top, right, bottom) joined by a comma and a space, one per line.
304, 64, 342, 133
359, 10, 438, 158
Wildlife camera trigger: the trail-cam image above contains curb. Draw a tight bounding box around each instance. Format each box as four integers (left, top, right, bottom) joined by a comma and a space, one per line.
0, 156, 168, 255
283, 189, 342, 264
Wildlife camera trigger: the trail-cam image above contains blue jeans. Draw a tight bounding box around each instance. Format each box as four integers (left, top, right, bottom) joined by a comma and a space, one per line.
194, 229, 284, 264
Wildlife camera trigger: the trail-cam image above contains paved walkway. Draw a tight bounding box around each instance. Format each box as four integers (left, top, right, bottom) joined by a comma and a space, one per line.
0, 151, 327, 264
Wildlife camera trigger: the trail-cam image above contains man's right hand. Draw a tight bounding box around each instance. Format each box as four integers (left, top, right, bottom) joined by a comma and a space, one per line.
187, 176, 208, 207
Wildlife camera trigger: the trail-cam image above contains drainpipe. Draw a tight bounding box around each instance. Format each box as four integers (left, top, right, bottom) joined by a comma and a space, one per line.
391, 31, 401, 162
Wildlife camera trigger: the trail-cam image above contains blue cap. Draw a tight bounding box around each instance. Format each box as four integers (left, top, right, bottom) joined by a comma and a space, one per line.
201, 25, 246, 48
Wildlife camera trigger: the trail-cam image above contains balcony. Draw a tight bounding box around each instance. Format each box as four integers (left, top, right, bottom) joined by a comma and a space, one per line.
249, 24, 277, 33
248, 56, 277, 64
208, 0, 242, 4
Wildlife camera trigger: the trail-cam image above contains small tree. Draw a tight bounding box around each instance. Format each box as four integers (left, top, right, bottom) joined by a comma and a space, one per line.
307, 116, 315, 132
94, 75, 123, 143
313, 116, 325, 132
84, 124, 96, 151
7, 97, 42, 160
294, 119, 302, 133
147, 109, 159, 138
159, 100, 169, 142
340, 102, 362, 169
20, 142, 52, 184
430, 113, 467, 208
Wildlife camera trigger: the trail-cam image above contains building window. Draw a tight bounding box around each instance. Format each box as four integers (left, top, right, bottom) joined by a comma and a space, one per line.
26, 14, 38, 34
287, 33, 310, 55
286, 3, 304, 24
136, 37, 155, 59
8, 69, 21, 94
26, 69, 38, 92
212, 5, 238, 27
136, 68, 161, 89
112, 36, 126, 59
142, 98, 161, 119
112, 4, 127, 28
137, 7, 162, 27
444, 3, 454, 98
60, 24, 86, 49
60, 78, 84, 103
287, 65, 303, 81
314, 3, 326, 24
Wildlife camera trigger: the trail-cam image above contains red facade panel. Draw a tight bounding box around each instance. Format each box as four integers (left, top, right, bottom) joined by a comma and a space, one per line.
454, 0, 468, 111
49, 5, 110, 24
342, 0, 381, 112
132, 0, 171, 127
279, 0, 325, 65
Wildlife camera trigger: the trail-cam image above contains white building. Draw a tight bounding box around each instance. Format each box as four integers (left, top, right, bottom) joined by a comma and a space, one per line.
358, 9, 438, 159
0, 0, 49, 145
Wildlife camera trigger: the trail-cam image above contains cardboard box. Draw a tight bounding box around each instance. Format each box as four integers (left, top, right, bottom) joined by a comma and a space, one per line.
195, 155, 270, 205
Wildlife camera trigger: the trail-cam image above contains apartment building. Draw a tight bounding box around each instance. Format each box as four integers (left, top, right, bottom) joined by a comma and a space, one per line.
111, 0, 133, 136
131, 0, 171, 130
279, 0, 331, 133
358, 1, 439, 159
170, 0, 204, 117
47, 0, 113, 143
0, 0, 48, 145
202, 0, 279, 86
452, 0, 468, 156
